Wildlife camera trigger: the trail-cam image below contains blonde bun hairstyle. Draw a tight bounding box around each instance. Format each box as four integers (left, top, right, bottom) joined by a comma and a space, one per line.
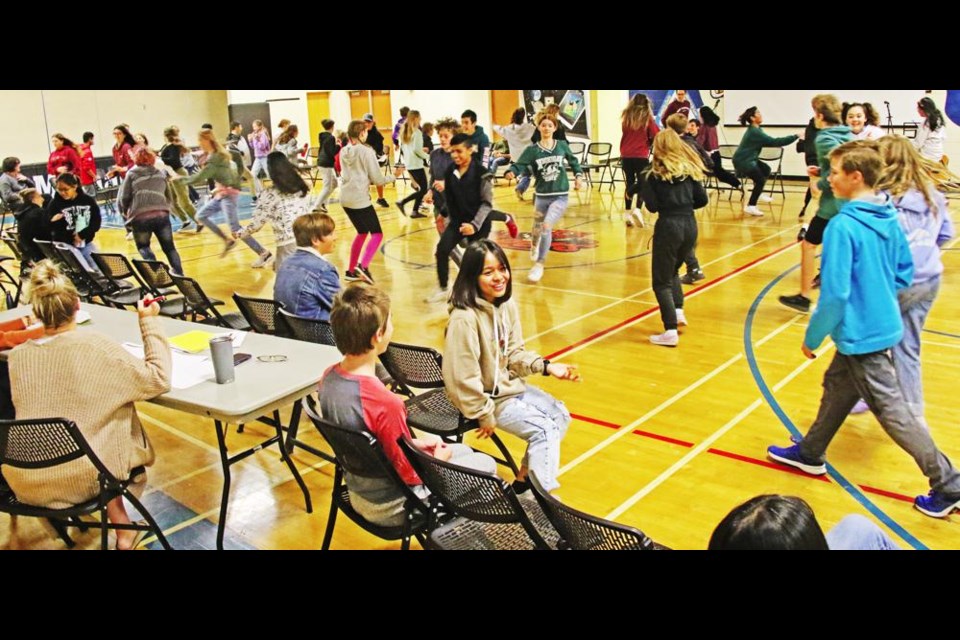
28, 260, 79, 329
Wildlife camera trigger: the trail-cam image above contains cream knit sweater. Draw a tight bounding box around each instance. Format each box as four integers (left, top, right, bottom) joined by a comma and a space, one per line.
4, 315, 171, 509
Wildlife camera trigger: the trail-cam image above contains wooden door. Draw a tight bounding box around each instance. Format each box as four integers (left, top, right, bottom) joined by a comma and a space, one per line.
490, 90, 521, 140
306, 92, 330, 148
349, 90, 370, 120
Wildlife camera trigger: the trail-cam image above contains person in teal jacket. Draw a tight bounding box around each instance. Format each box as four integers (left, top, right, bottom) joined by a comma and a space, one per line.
780, 95, 854, 313
504, 111, 583, 284
767, 139, 960, 520
732, 106, 799, 216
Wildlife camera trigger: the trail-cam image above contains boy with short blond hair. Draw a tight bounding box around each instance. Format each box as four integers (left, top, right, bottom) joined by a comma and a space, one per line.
767, 140, 960, 518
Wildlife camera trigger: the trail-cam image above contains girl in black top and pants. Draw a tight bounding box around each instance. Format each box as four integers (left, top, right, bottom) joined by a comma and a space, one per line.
641, 129, 709, 347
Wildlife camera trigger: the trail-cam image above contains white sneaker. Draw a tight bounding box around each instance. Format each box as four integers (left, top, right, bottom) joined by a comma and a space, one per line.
743, 205, 764, 217
625, 209, 635, 227
649, 329, 679, 347
676, 309, 688, 327
630, 209, 646, 228
251, 252, 274, 269
527, 262, 545, 283
758, 194, 774, 203
424, 288, 449, 304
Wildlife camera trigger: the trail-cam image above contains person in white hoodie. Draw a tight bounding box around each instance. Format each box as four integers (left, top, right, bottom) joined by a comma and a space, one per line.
442, 239, 580, 494
339, 119, 402, 284
492, 107, 536, 197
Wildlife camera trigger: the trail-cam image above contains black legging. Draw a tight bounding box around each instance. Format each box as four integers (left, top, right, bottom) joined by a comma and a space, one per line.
343, 205, 383, 234
799, 186, 813, 215
399, 168, 428, 211
709, 151, 740, 188
622, 157, 649, 209
652, 215, 698, 330
743, 161, 771, 206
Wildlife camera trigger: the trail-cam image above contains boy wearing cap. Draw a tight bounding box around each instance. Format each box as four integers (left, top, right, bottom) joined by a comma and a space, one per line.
363, 114, 390, 208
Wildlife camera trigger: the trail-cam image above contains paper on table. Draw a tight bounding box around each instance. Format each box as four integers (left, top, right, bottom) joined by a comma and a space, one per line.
168, 329, 247, 354
122, 343, 215, 390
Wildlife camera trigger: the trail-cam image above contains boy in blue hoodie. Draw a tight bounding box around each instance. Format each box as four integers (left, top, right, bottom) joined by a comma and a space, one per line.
767, 140, 960, 519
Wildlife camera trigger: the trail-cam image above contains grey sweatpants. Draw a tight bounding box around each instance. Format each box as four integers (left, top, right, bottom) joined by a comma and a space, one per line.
799, 349, 960, 496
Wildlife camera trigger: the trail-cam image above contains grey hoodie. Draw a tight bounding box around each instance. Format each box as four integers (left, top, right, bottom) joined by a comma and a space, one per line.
338, 142, 396, 209
892, 188, 954, 284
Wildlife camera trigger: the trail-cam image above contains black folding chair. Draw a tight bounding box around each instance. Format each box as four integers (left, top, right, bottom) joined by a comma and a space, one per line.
301, 397, 429, 550
379, 342, 519, 475
0, 233, 26, 308
527, 471, 668, 550
231, 293, 283, 335
170, 275, 250, 330
581, 142, 613, 190
397, 436, 559, 550
0, 417, 172, 550
53, 243, 140, 309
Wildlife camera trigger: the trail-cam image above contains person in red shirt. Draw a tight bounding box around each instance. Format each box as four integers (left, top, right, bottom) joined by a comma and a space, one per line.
77, 131, 99, 197
46, 133, 83, 180
107, 125, 137, 180
620, 93, 660, 228
662, 89, 692, 124
318, 284, 496, 527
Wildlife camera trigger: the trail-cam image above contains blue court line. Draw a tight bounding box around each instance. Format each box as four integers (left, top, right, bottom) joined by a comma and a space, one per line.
923, 328, 960, 340
743, 264, 928, 550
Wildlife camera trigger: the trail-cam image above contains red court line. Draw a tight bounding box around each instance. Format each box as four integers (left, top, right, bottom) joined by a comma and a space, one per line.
570, 412, 915, 505
546, 241, 797, 360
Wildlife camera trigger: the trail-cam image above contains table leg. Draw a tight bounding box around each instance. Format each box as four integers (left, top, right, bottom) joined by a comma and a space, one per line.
273, 409, 312, 514
214, 418, 231, 550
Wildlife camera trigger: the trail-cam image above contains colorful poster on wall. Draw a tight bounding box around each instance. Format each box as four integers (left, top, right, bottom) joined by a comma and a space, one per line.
523, 90, 589, 139
629, 90, 706, 126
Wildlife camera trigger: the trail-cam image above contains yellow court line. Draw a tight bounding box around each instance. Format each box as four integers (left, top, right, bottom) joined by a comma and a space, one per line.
526, 226, 798, 343
557, 315, 803, 476
144, 462, 223, 495
605, 341, 834, 520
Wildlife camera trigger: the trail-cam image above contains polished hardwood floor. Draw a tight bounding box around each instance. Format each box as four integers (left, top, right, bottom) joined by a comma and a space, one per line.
2, 175, 958, 550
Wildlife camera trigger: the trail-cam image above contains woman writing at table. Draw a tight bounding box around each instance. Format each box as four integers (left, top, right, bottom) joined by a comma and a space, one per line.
3, 261, 171, 550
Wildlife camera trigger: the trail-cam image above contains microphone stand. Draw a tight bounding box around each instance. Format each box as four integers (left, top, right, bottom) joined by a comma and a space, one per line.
884, 101, 895, 135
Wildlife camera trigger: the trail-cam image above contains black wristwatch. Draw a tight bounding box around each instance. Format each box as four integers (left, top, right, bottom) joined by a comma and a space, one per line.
541, 359, 551, 376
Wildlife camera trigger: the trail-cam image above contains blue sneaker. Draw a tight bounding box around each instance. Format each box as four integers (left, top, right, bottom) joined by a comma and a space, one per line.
914, 491, 960, 518
766, 444, 827, 476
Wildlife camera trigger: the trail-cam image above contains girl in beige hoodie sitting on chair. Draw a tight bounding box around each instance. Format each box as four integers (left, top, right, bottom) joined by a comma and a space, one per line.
442, 239, 580, 494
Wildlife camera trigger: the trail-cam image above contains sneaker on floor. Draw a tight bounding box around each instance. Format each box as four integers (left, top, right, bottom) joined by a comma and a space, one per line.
649, 329, 679, 347
766, 443, 827, 475
194, 224, 204, 234
219, 239, 237, 258
251, 252, 274, 269
343, 269, 364, 282
396, 201, 408, 217
376, 198, 390, 208
625, 209, 635, 227
778, 293, 811, 314
527, 262, 545, 283
680, 269, 705, 285
758, 194, 774, 203
410, 211, 428, 219
176, 222, 195, 234
515, 188, 525, 201
675, 309, 688, 327
504, 214, 519, 238
629, 210, 645, 228
743, 205, 764, 217
914, 490, 960, 518
357, 265, 375, 284
424, 287, 450, 303
849, 399, 870, 415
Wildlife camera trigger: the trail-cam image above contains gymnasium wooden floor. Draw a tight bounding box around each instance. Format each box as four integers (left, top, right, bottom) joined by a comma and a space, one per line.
2, 175, 958, 550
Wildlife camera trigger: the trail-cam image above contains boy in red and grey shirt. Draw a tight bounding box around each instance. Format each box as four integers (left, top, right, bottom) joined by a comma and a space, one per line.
78, 131, 98, 197
318, 284, 495, 527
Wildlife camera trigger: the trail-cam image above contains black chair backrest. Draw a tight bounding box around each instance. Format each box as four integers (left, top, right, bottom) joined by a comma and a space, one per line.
53, 242, 109, 296
379, 342, 444, 390
397, 436, 547, 549
278, 310, 336, 346
567, 141, 586, 159
527, 471, 657, 550
132, 259, 175, 294
586, 142, 612, 157
92, 253, 146, 289
232, 293, 283, 335
0, 418, 86, 470
171, 274, 216, 311
2, 234, 23, 262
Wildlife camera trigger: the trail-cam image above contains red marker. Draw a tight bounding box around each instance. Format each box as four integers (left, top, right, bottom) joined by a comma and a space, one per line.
142, 295, 166, 306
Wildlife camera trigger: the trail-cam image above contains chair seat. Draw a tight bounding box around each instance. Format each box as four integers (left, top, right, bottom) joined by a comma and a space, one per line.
425, 494, 560, 550
334, 485, 428, 542
199, 312, 251, 331
103, 288, 143, 307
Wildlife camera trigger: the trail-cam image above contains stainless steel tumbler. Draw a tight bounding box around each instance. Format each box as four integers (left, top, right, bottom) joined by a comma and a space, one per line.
209, 335, 235, 384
